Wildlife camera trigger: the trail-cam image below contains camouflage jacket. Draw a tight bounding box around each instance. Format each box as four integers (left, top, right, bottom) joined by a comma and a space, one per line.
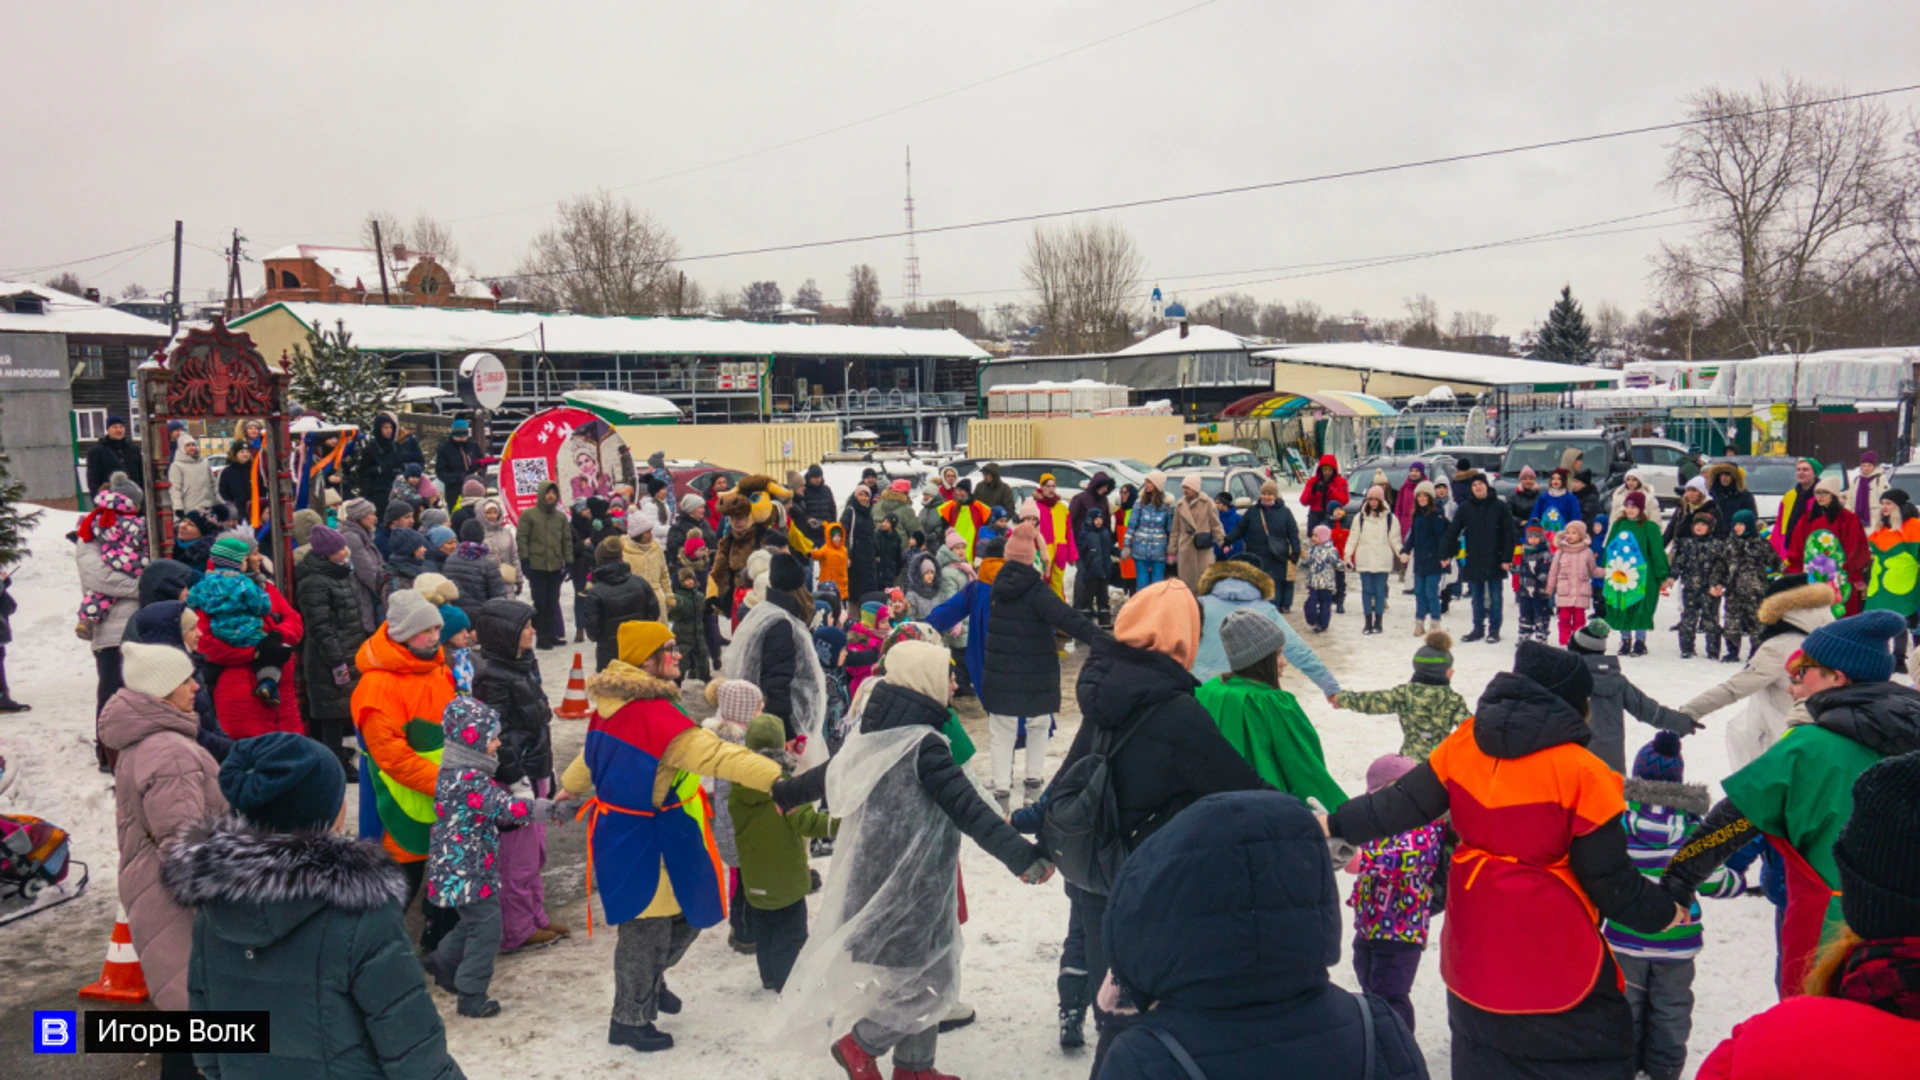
1715, 535, 1781, 603
1338, 680, 1469, 759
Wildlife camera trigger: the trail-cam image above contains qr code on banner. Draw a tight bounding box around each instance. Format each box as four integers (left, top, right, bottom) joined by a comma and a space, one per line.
512, 457, 551, 497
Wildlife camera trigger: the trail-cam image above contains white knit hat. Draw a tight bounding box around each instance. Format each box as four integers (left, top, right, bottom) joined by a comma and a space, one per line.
627, 511, 656, 538
716, 679, 764, 725
385, 589, 444, 641
122, 642, 196, 700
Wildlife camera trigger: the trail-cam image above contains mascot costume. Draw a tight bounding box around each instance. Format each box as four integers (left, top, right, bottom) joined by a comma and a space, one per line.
709, 473, 812, 615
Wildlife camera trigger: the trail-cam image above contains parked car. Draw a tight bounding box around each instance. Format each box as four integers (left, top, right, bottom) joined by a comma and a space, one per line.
949, 457, 1106, 490
1082, 456, 1156, 490
1713, 456, 1851, 523
1163, 467, 1271, 508
1630, 437, 1694, 508
1437, 444, 1508, 479
1156, 445, 1264, 471
666, 463, 750, 501
1350, 452, 1470, 497
1493, 428, 1634, 502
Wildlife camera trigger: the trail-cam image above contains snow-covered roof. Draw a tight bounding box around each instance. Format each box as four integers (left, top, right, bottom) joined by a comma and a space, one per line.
230, 302, 991, 361
1253, 342, 1621, 390
1118, 324, 1256, 356
0, 280, 171, 337
1716, 347, 1916, 404
261, 244, 494, 300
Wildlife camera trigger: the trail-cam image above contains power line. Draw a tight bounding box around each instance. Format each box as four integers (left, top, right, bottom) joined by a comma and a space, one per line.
1, 237, 170, 277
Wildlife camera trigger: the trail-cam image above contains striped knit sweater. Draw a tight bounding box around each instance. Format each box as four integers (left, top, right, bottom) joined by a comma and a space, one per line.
1603, 779, 1747, 960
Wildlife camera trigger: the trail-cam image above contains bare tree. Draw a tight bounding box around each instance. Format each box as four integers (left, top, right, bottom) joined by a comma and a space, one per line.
120, 282, 149, 299
1022, 218, 1144, 355
515, 191, 681, 316
44, 272, 86, 297
743, 281, 784, 321
360, 211, 406, 254
1446, 310, 1498, 341
1658, 76, 1902, 355
406, 213, 460, 265
1590, 301, 1626, 349
847, 264, 882, 325
993, 301, 1026, 339
792, 278, 823, 310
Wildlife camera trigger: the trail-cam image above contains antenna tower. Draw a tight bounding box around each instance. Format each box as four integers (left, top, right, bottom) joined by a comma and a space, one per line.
902, 146, 922, 305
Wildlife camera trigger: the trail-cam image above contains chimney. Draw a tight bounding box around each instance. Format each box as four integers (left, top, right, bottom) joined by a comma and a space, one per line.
392, 243, 409, 262
85, 287, 101, 303
1180, 321, 1189, 339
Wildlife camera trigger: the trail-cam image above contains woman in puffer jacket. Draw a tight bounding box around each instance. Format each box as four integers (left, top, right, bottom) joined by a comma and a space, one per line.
442, 519, 508, 603
1342, 484, 1401, 634
1124, 475, 1173, 588
479, 498, 522, 595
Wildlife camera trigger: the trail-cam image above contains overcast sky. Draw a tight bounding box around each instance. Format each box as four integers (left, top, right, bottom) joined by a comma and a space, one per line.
6, 0, 1917, 335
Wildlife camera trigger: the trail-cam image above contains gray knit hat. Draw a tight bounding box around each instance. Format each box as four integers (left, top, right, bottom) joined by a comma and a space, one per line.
342, 497, 376, 523
385, 589, 444, 642
1220, 609, 1288, 672
1569, 617, 1612, 655
1414, 629, 1454, 676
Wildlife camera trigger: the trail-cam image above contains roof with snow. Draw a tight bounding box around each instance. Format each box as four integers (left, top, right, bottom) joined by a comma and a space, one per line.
0, 280, 172, 337
260, 244, 494, 300
1118, 324, 1257, 356
1253, 342, 1621, 391
229, 301, 991, 360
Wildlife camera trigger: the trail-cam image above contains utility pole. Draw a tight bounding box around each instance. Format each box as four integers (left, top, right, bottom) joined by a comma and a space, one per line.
537, 322, 547, 409
372, 221, 393, 305
168, 220, 183, 335
223, 228, 248, 320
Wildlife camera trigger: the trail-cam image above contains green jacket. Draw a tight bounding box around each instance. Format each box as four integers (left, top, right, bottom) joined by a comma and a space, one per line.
1195, 675, 1347, 811
1338, 679, 1470, 759
162, 817, 464, 1080
515, 481, 572, 572
872, 489, 922, 540
731, 753, 838, 911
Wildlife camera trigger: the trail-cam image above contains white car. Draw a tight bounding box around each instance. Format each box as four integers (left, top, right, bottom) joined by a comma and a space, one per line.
1162, 467, 1271, 508
1630, 438, 1694, 508
1157, 445, 1264, 471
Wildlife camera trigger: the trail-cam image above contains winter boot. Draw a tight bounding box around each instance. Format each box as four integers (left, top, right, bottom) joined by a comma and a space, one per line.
993, 790, 1011, 817
0, 697, 30, 713
457, 995, 501, 1018
832, 1033, 885, 1080
1679, 632, 1695, 659
1705, 633, 1721, 661
419, 951, 459, 995
1462, 627, 1486, 643
1414, 620, 1427, 638
574, 626, 586, 644
1620, 634, 1635, 656
1022, 778, 1044, 807
1632, 638, 1649, 657
657, 983, 682, 1015
609, 1020, 674, 1053
1059, 1005, 1087, 1049
937, 999, 977, 1033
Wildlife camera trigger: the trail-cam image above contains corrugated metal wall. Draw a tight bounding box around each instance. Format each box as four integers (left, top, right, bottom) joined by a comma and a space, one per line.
763, 423, 840, 475
964, 419, 1036, 459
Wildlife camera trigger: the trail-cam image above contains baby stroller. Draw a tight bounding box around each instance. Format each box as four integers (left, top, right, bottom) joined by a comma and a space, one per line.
0, 813, 89, 925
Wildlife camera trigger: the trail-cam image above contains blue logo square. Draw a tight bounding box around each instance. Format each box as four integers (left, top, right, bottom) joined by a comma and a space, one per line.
33, 1010, 77, 1053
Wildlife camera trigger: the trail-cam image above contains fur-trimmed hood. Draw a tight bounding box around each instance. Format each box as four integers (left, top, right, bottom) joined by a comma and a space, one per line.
162, 816, 407, 943
1198, 558, 1275, 601
586, 659, 678, 715
1759, 581, 1837, 629
1704, 462, 1747, 493
1623, 778, 1710, 816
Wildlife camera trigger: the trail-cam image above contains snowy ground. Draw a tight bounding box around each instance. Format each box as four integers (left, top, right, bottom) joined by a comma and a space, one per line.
0, 505, 1787, 1077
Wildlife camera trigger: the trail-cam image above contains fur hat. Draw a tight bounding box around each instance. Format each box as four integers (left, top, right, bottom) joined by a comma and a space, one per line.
121, 641, 196, 699
385, 590, 443, 641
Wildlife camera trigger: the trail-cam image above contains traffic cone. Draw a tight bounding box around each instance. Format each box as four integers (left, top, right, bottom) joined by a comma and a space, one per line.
555, 652, 592, 719
79, 903, 150, 1002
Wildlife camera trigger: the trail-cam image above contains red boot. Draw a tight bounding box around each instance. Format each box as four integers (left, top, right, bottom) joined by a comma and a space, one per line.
892, 1068, 961, 1080
832, 1034, 884, 1080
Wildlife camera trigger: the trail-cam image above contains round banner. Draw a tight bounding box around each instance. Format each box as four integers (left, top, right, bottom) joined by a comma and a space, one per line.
498, 406, 636, 522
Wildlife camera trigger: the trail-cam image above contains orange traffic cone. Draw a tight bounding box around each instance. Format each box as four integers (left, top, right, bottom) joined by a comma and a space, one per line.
79, 903, 150, 1002
555, 652, 592, 719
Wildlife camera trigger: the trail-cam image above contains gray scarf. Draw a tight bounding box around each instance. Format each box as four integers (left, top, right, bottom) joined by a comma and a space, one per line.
441, 739, 496, 777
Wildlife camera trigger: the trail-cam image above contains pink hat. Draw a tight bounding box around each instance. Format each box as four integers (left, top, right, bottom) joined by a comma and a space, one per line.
1624, 490, 1647, 511
890, 478, 911, 493
1366, 754, 1419, 793
1005, 523, 1039, 565
1312, 524, 1332, 543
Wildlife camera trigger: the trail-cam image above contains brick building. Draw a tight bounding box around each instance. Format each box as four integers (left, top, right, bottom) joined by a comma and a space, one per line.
255, 244, 496, 310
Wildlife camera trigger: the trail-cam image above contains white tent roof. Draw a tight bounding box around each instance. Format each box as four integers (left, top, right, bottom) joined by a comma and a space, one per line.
1253, 342, 1620, 389
0, 280, 171, 337
231, 302, 990, 360
1118, 324, 1255, 356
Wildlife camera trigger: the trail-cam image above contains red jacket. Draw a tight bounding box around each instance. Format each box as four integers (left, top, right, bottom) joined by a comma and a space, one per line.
197, 581, 306, 740
1299, 455, 1350, 514
1698, 995, 1919, 1079
1784, 504, 1870, 615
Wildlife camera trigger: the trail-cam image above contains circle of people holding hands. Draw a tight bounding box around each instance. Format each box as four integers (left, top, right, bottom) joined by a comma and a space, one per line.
63, 424, 1920, 1080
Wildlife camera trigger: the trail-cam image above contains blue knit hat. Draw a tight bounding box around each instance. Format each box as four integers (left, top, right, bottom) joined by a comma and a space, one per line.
438, 602, 471, 643
451, 418, 470, 434
1632, 730, 1684, 783
1800, 610, 1905, 684
390, 527, 427, 557
426, 525, 456, 549
220, 732, 346, 833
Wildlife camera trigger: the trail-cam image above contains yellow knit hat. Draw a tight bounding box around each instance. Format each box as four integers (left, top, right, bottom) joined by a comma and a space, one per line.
617, 621, 676, 668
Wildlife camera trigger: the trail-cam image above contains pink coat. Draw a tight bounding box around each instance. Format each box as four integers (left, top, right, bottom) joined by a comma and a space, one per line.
99, 687, 229, 1010
1544, 539, 1598, 607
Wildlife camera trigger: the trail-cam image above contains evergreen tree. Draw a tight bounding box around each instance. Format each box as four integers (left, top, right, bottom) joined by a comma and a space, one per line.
286, 319, 400, 429
1530, 285, 1597, 365
0, 404, 43, 568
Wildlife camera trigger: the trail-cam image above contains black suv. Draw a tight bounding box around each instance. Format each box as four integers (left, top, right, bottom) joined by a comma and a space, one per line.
1492, 428, 1634, 501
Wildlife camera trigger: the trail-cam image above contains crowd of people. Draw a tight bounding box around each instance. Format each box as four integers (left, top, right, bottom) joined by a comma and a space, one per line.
40, 424, 1920, 1079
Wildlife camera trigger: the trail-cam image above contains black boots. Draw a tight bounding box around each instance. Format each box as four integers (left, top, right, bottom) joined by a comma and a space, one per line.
1059, 1006, 1087, 1049
1705, 633, 1722, 661
1679, 633, 1696, 659
1721, 635, 1745, 662
609, 1020, 673, 1053
1462, 628, 1486, 643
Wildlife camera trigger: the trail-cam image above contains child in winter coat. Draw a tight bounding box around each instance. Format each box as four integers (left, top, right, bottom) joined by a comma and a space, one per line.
1604, 732, 1747, 1080
1514, 521, 1555, 643
188, 537, 304, 733
845, 599, 890, 694
1213, 491, 1244, 559
732, 712, 838, 991
422, 696, 568, 1017
812, 522, 850, 599
383, 527, 429, 599
1073, 505, 1116, 627
77, 490, 149, 639
1345, 753, 1448, 1034
441, 601, 476, 694
669, 566, 712, 682
1663, 507, 1725, 659
1715, 508, 1781, 663
812, 625, 852, 755
1545, 519, 1599, 645
1333, 630, 1468, 758
704, 677, 760, 953
1328, 503, 1350, 614
874, 516, 904, 588
1301, 525, 1342, 632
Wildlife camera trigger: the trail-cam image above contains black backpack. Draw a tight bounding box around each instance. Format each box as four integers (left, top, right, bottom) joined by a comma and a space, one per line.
1039, 700, 1167, 896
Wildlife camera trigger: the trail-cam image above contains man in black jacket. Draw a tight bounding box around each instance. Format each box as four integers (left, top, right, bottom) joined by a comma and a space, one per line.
354, 412, 408, 510
85, 415, 143, 498
578, 537, 662, 672
1225, 482, 1301, 612
984, 523, 1104, 811
797, 464, 836, 549
1443, 473, 1518, 643
434, 418, 486, 496
841, 487, 880, 602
